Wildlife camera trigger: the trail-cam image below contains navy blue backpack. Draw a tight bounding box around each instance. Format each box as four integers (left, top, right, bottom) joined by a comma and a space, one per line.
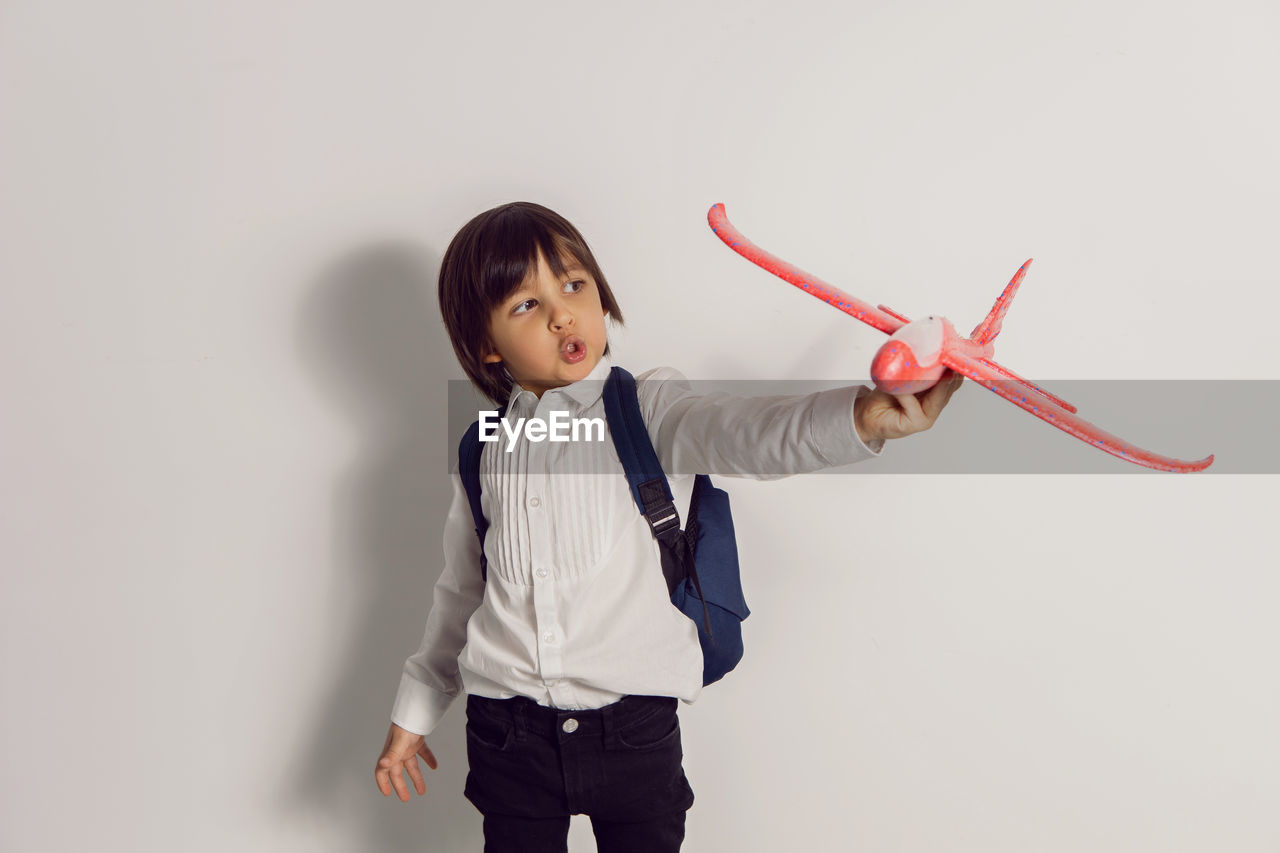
457, 365, 750, 686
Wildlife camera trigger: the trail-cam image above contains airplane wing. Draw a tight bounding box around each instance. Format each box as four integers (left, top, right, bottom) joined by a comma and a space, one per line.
939, 350, 1214, 472
708, 203, 906, 336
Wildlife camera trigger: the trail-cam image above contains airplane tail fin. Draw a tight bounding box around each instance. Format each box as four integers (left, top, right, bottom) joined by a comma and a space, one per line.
970, 259, 1032, 345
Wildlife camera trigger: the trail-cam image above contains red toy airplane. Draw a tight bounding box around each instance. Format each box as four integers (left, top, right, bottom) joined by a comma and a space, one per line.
707, 203, 1213, 473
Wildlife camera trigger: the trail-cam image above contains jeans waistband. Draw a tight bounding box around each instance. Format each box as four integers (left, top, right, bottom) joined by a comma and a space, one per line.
467, 693, 677, 744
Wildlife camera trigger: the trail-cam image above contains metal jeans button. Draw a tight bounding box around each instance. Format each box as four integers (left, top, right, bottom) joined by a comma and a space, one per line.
562, 718, 579, 733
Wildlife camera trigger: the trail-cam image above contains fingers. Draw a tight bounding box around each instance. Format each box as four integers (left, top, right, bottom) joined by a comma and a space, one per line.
889, 371, 959, 437
418, 741, 439, 771
918, 370, 962, 423
405, 754, 429, 797
375, 725, 438, 801
374, 727, 398, 798
399, 743, 437, 797
892, 391, 925, 429
375, 754, 412, 801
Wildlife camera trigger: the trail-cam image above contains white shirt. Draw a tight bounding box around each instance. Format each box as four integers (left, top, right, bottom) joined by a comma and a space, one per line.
390, 354, 885, 736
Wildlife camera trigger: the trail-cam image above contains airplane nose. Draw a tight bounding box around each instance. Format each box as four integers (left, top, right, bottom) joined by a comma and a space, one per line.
870, 340, 946, 395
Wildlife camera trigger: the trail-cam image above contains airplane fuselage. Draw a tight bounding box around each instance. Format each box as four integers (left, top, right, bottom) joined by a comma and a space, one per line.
869, 316, 993, 395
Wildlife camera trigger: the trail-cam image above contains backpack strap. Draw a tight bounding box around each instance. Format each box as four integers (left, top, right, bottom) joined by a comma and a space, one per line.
458, 403, 507, 582
602, 366, 713, 636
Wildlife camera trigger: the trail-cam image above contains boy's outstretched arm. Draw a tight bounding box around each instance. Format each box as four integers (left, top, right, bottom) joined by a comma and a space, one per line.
375, 722, 438, 801
854, 369, 963, 443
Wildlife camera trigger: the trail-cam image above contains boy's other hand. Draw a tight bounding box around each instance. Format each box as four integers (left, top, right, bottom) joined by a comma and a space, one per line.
375, 722, 438, 801
854, 369, 964, 443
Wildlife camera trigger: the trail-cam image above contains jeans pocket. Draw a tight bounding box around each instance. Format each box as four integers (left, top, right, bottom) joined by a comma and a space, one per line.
615, 699, 681, 751
465, 700, 516, 752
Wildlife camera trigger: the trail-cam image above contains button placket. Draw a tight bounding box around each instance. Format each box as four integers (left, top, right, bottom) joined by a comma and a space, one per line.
527, 440, 565, 688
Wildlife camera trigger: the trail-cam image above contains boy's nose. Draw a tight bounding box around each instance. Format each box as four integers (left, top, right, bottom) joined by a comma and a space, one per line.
549, 303, 574, 330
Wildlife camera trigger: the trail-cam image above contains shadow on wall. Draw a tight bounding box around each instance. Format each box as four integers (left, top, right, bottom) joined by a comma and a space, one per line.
286, 240, 483, 851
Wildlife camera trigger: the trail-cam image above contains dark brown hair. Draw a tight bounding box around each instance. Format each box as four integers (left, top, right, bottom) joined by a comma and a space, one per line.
438, 201, 624, 404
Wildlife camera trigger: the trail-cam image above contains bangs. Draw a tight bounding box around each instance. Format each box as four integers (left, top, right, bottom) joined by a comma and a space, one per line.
479, 210, 583, 310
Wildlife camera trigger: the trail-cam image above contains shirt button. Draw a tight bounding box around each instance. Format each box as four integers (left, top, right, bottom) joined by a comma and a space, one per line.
562, 718, 579, 733
543, 631, 555, 643
535, 567, 548, 579
528, 496, 541, 508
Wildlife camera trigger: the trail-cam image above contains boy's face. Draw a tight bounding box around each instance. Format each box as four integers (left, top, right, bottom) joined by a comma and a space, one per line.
482, 248, 609, 398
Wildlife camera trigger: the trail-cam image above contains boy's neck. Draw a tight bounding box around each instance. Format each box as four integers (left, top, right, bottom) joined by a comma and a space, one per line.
514, 352, 612, 402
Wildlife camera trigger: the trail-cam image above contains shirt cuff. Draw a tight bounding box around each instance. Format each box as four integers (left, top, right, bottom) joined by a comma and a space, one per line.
809, 384, 886, 466
390, 672, 457, 737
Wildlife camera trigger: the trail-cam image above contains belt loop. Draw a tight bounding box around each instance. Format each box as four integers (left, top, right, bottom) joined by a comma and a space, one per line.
601, 700, 617, 750
512, 697, 528, 743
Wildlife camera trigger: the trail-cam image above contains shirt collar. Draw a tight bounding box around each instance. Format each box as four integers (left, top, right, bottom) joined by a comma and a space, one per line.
504, 352, 613, 412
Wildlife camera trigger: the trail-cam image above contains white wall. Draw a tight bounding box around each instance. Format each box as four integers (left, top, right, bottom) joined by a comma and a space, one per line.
3, 0, 1277, 850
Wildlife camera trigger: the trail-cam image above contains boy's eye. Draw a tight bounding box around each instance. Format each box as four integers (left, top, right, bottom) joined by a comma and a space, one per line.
509, 281, 583, 315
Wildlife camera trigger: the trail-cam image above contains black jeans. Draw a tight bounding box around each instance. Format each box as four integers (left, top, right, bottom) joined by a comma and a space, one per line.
463, 693, 695, 853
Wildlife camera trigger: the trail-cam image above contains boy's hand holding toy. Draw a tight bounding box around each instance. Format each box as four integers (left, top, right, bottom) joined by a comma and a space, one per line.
854, 368, 964, 443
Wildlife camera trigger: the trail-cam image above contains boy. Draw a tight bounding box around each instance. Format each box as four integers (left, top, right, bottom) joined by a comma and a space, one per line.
375, 201, 961, 851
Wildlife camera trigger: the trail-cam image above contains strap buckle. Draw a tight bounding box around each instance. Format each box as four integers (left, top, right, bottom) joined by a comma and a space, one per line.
648, 508, 682, 538
637, 478, 681, 538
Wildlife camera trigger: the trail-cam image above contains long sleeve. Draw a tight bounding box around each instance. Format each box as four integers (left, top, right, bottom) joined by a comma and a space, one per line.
636, 366, 886, 479
389, 468, 486, 736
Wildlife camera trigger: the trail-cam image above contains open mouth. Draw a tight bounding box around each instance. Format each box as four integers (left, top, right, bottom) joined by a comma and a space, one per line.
560, 335, 587, 364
